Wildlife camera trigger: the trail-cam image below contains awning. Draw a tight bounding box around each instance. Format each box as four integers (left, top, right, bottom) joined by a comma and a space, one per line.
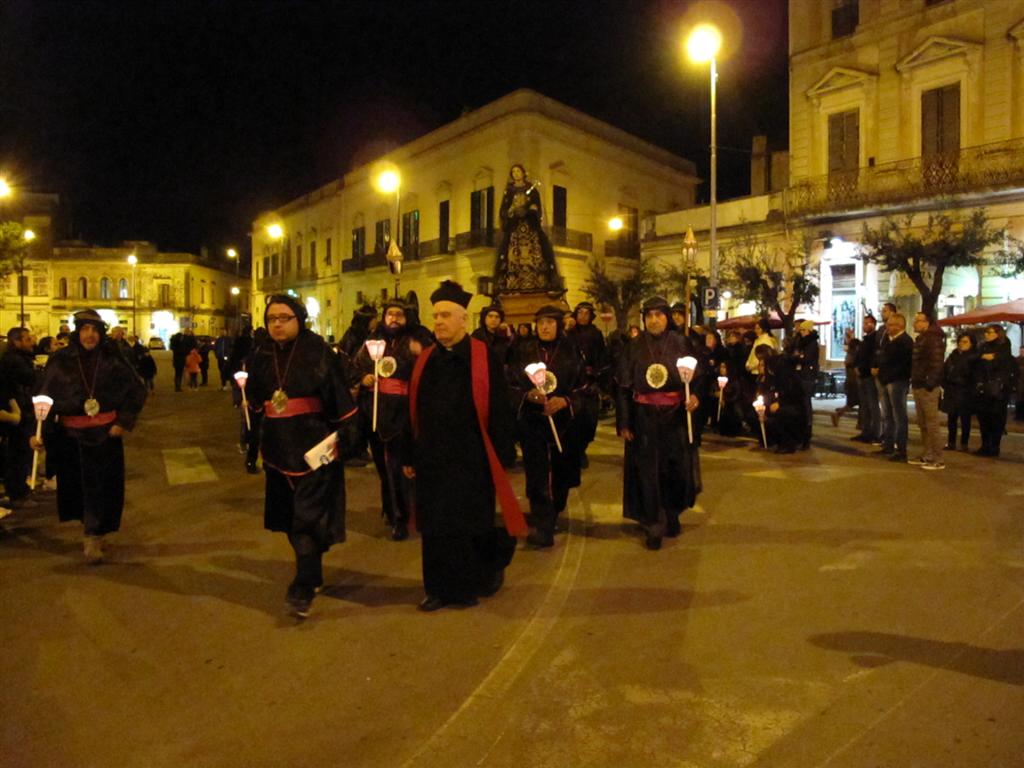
937, 298, 1024, 327
716, 312, 831, 330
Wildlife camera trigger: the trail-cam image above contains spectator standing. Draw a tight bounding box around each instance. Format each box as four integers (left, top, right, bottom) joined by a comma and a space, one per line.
875, 312, 913, 462
971, 325, 1015, 457
1015, 345, 1024, 422
941, 333, 976, 450
169, 328, 196, 392
0, 328, 37, 507
786, 320, 820, 449
909, 312, 946, 470
214, 329, 233, 390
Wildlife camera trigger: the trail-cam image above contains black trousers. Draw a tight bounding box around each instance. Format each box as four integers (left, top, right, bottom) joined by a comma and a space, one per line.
3, 422, 32, 500
421, 528, 515, 604
578, 390, 600, 449
977, 403, 1008, 454
946, 411, 971, 447
173, 361, 185, 391
368, 432, 413, 526
57, 431, 125, 536
521, 421, 578, 536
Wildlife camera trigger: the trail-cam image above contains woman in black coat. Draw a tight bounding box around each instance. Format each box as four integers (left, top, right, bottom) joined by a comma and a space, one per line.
970, 325, 1016, 457
941, 332, 976, 450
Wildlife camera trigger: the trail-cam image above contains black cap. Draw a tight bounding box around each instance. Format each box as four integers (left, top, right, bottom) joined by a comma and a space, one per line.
670, 301, 687, 313
642, 296, 671, 314
535, 304, 565, 320
264, 294, 308, 327
480, 302, 504, 322
430, 280, 472, 308
73, 309, 107, 334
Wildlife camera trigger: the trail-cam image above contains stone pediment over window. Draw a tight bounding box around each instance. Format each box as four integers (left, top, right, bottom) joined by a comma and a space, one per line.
806, 67, 876, 99
895, 36, 981, 74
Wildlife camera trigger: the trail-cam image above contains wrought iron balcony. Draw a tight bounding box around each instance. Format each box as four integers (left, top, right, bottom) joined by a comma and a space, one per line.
258, 275, 283, 292
546, 227, 593, 252
454, 229, 497, 250
604, 239, 641, 260
787, 138, 1024, 217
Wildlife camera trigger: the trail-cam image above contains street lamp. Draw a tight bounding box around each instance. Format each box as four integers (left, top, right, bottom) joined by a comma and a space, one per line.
127, 253, 138, 335
374, 167, 403, 299
686, 23, 722, 303
608, 216, 624, 232
0, 178, 11, 199
227, 248, 240, 332
20, 229, 35, 325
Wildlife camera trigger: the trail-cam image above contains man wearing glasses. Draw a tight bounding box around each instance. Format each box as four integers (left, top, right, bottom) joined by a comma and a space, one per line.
245, 294, 359, 618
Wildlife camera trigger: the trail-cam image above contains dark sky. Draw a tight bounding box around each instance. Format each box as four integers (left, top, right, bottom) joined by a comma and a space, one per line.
0, 0, 788, 257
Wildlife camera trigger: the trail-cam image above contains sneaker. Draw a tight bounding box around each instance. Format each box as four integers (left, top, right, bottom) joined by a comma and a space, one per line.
286, 584, 314, 619
921, 461, 945, 471
906, 456, 928, 466
83, 535, 105, 564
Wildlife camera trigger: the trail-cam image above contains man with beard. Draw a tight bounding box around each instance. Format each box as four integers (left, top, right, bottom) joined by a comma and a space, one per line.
246, 295, 359, 618
508, 305, 585, 548
403, 280, 525, 611
616, 296, 703, 550
470, 301, 511, 364
32, 310, 147, 563
353, 298, 422, 541
567, 301, 607, 468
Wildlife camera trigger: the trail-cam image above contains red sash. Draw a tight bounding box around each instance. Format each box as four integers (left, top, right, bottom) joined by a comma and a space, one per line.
634, 391, 682, 406
62, 411, 118, 429
410, 338, 526, 537
378, 378, 409, 396
262, 396, 323, 419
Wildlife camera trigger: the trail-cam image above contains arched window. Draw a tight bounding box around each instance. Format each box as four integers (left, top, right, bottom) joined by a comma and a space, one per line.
100, 277, 111, 300
119, 278, 129, 298
58, 278, 68, 299
78, 277, 88, 299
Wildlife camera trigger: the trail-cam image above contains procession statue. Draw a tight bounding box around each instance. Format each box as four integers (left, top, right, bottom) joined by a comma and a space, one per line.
493, 164, 561, 295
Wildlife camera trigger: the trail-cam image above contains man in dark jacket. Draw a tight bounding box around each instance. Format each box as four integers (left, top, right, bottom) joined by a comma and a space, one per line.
0, 327, 38, 507
786, 320, 819, 449
875, 312, 913, 462
403, 281, 524, 611
470, 302, 511, 364
849, 315, 880, 442
567, 301, 607, 467
909, 312, 946, 469
169, 328, 197, 392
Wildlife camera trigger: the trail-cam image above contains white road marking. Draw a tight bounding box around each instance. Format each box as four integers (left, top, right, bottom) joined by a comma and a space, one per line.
162, 447, 218, 485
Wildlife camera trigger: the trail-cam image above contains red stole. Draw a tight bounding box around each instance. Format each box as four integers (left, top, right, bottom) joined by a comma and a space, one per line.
410, 337, 526, 537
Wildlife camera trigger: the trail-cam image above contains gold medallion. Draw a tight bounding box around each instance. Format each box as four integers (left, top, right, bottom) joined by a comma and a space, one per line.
378, 356, 398, 379
271, 389, 289, 414
84, 398, 100, 417
542, 370, 558, 395
645, 363, 669, 390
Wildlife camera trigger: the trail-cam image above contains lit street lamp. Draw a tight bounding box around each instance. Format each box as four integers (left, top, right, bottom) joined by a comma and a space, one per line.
374, 167, 403, 299
266, 224, 285, 292
230, 285, 241, 332
0, 178, 11, 199
20, 228, 35, 325
227, 248, 240, 332
686, 23, 722, 306
127, 253, 138, 335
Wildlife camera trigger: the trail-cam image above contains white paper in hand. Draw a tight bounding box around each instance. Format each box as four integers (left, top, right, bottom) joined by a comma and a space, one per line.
304, 431, 339, 471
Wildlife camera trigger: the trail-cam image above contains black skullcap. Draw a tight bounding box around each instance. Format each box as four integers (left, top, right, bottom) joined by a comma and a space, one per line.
264, 294, 308, 327
671, 301, 687, 313
573, 301, 595, 317
480, 302, 505, 321
382, 297, 408, 315
73, 309, 107, 334
642, 296, 671, 314
430, 280, 472, 308
355, 304, 378, 318
535, 304, 566, 320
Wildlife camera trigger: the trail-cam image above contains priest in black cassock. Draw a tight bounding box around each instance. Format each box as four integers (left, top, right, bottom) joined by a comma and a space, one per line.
33, 309, 147, 563
352, 297, 423, 541
403, 280, 526, 612
508, 304, 585, 548
616, 296, 704, 550
246, 294, 360, 618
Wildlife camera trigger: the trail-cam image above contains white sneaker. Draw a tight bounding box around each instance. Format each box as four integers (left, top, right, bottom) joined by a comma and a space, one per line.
906, 456, 928, 466
83, 535, 105, 564
921, 461, 945, 471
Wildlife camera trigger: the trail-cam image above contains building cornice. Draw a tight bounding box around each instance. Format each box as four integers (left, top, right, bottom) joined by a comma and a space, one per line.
806, 67, 878, 99
895, 35, 982, 74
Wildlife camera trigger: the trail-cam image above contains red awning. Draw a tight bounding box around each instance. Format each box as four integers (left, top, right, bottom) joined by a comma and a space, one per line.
716, 312, 831, 330
937, 298, 1024, 327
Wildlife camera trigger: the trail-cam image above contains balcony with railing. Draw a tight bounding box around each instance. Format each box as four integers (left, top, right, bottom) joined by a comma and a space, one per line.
787, 138, 1024, 217
604, 238, 641, 260
258, 274, 283, 292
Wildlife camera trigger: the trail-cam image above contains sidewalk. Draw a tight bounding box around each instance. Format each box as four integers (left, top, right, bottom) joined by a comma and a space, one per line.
813, 395, 1024, 434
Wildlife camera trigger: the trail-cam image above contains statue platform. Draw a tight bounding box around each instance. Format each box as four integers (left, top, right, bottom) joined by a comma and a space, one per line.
496, 291, 567, 327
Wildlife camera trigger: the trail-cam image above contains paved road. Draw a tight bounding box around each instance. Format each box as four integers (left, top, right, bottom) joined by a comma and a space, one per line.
2, 351, 1022, 767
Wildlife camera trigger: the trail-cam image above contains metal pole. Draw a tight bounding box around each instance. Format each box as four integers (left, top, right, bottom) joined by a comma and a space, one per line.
18, 264, 24, 325
709, 56, 718, 289
395, 188, 402, 299
235, 256, 240, 332
133, 267, 137, 335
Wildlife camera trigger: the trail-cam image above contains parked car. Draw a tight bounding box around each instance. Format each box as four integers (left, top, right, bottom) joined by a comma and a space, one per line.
148, 337, 166, 350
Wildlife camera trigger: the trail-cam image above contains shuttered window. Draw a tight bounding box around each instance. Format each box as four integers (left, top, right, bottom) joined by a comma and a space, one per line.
922, 84, 960, 157
828, 110, 859, 174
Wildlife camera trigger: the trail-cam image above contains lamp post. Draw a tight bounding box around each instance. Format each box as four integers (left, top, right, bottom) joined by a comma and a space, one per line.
227, 247, 239, 332
375, 168, 403, 299
687, 23, 722, 300
231, 286, 241, 332
266, 223, 285, 293
127, 253, 138, 335
681, 226, 698, 332
20, 229, 35, 325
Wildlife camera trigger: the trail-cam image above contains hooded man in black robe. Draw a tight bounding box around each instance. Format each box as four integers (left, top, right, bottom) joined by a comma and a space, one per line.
616, 296, 704, 550
567, 301, 607, 468
352, 297, 422, 541
33, 310, 147, 563
508, 304, 585, 548
470, 302, 511, 365
246, 295, 359, 618
403, 280, 526, 611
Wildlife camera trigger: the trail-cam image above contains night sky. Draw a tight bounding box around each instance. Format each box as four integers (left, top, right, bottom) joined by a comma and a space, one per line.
0, 0, 788, 258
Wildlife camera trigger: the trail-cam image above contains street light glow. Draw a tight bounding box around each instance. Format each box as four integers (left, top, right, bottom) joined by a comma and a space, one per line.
230, 286, 240, 296
0, 179, 10, 198
686, 24, 721, 63
127, 253, 137, 266
227, 247, 238, 258
23, 229, 36, 242
375, 169, 400, 194
266, 223, 284, 240
608, 216, 624, 232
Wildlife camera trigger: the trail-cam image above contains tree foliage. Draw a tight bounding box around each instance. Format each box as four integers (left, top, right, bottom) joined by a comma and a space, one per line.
0, 221, 30, 287
723, 227, 819, 335
659, 262, 707, 326
582, 256, 659, 332
858, 209, 1021, 319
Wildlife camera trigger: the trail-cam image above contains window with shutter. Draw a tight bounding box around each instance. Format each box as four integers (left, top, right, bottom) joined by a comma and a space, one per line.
438, 200, 450, 253
922, 84, 960, 187
552, 185, 567, 229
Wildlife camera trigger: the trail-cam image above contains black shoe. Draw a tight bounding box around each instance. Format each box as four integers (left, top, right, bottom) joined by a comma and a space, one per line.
849, 434, 870, 442
391, 521, 409, 541
418, 595, 445, 612
286, 584, 314, 619
526, 530, 554, 548
580, 453, 590, 469
775, 446, 796, 454
479, 569, 505, 597
888, 452, 907, 462
799, 441, 810, 451
644, 533, 662, 551
245, 460, 259, 474
665, 516, 681, 538
876, 446, 893, 455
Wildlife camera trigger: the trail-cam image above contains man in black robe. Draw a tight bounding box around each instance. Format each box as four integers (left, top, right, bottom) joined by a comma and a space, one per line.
755, 346, 806, 453
352, 298, 422, 541
33, 310, 147, 563
470, 302, 511, 365
403, 280, 525, 611
616, 296, 703, 550
509, 305, 585, 548
567, 301, 607, 468
1, 327, 39, 508
246, 295, 359, 618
